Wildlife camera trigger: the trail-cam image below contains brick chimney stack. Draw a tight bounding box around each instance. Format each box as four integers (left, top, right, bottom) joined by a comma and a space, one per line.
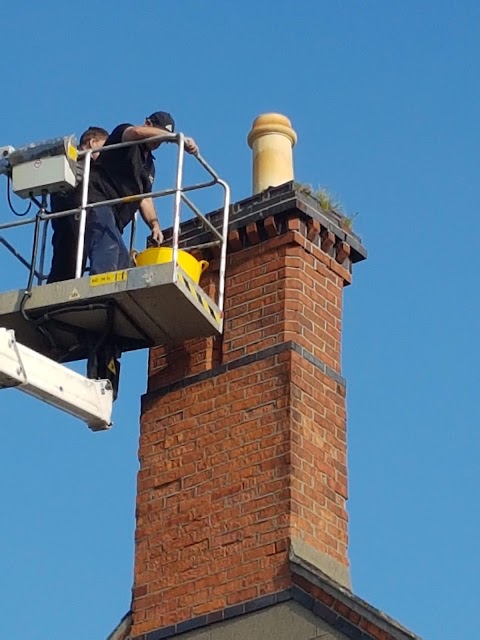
130, 115, 367, 639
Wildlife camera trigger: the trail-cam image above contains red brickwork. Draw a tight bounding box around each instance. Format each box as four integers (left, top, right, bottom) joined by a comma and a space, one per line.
132, 222, 351, 637
290, 351, 349, 567
135, 354, 291, 632
220, 231, 344, 371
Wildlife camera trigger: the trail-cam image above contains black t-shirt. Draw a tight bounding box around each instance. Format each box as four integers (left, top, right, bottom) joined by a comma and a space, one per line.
88, 123, 155, 232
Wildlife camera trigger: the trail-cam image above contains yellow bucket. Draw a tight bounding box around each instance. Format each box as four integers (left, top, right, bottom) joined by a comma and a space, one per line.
132, 247, 209, 284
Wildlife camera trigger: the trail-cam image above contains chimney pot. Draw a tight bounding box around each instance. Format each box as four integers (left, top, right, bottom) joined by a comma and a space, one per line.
247, 113, 297, 194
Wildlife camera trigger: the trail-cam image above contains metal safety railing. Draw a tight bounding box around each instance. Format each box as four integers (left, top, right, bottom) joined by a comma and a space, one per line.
0, 132, 231, 314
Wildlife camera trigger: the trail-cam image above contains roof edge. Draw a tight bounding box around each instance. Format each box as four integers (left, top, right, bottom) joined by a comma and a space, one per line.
289, 552, 422, 640
106, 610, 133, 640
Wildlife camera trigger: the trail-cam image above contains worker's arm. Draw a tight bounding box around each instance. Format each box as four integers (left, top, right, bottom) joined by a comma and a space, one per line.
139, 197, 163, 245
122, 126, 199, 155
122, 126, 172, 143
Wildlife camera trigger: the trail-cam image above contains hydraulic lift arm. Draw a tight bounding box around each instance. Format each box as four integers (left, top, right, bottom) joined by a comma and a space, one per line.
0, 327, 112, 431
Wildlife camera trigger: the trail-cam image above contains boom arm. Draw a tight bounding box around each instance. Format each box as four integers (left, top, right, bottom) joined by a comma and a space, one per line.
0, 328, 112, 431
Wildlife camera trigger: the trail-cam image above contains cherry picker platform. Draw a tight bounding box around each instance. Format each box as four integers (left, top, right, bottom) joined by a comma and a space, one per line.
0, 131, 230, 429
0, 261, 223, 364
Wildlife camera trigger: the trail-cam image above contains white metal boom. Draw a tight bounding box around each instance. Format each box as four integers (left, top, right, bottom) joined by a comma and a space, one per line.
0, 328, 112, 431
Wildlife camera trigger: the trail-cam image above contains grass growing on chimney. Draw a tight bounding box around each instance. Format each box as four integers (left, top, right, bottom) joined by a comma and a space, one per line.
295, 182, 358, 231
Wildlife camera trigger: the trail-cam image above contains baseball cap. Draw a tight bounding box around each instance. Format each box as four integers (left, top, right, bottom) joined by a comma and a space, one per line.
147, 111, 175, 132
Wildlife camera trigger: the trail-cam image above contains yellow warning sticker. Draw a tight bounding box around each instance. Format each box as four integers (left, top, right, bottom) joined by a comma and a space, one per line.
107, 358, 117, 375
67, 143, 78, 162
90, 270, 128, 287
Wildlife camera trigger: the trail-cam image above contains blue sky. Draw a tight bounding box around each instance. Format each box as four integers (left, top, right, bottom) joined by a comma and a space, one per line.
0, 2, 478, 638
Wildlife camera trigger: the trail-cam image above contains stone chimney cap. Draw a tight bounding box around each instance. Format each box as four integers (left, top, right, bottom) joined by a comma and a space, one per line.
247, 113, 297, 148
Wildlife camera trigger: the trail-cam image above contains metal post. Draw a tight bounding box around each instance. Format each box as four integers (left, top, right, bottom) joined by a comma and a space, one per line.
129, 212, 138, 254
37, 216, 49, 285
216, 180, 231, 314
171, 133, 185, 280
75, 151, 92, 279
19, 194, 46, 321
27, 210, 42, 290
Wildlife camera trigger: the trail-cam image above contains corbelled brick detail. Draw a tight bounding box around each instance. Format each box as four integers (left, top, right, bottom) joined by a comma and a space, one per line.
131, 193, 365, 638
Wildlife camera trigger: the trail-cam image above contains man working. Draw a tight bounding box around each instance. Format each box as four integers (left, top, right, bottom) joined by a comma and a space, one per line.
47, 126, 109, 283
86, 111, 198, 275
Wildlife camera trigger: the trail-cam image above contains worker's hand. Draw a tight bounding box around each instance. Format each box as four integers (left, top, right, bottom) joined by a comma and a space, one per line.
149, 220, 164, 245
184, 137, 199, 155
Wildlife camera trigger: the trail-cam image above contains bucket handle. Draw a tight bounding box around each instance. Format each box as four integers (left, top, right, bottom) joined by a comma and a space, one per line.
130, 249, 139, 266
199, 260, 209, 274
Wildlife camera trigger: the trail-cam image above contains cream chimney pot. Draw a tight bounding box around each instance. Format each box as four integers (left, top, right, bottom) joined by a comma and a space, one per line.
247, 113, 297, 195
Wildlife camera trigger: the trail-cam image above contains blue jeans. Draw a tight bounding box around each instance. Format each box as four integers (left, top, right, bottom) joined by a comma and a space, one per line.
85, 205, 131, 275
